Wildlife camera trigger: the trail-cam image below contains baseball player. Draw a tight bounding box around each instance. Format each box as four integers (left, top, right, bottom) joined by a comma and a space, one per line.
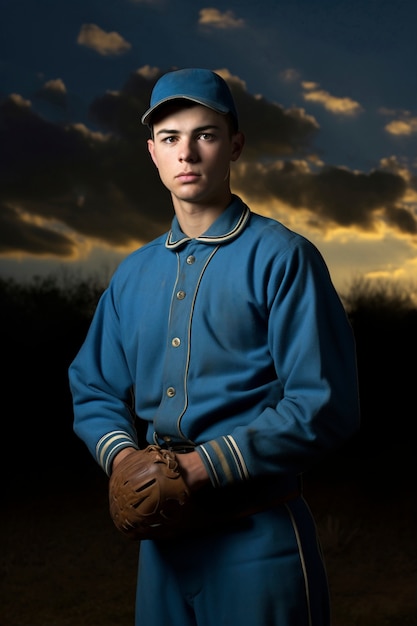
69, 68, 360, 626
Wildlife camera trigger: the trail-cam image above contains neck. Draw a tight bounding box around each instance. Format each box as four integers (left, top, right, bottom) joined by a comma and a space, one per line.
173, 195, 232, 238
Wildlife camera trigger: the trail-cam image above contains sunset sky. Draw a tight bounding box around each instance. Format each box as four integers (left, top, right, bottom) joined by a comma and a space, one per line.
1, 0, 416, 297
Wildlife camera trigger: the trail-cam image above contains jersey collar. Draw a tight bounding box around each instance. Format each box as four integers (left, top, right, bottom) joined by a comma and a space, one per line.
165, 195, 250, 250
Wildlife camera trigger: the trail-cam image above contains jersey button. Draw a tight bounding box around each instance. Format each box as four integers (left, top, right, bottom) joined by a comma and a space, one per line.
172, 337, 181, 347
166, 387, 176, 397
186, 255, 195, 265
176, 290, 186, 300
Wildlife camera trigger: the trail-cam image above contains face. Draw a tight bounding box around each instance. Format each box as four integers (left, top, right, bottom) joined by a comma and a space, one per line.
147, 104, 244, 209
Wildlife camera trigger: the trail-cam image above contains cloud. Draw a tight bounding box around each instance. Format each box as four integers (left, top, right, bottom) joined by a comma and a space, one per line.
302, 82, 363, 116
77, 24, 132, 56
198, 8, 245, 29
385, 204, 417, 233
0, 204, 76, 256
0, 66, 415, 263
35, 79, 67, 109
6, 93, 31, 109
223, 72, 320, 159
0, 84, 171, 258
38, 79, 67, 96
385, 116, 417, 136
233, 160, 414, 234
379, 108, 417, 137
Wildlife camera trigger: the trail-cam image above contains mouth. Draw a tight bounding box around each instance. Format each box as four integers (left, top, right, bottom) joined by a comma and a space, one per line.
176, 171, 200, 183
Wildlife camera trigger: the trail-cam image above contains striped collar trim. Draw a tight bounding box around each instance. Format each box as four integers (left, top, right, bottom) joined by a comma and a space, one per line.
165, 198, 250, 250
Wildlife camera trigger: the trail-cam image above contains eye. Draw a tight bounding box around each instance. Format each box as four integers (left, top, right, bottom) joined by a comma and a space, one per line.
198, 132, 215, 141
162, 135, 177, 144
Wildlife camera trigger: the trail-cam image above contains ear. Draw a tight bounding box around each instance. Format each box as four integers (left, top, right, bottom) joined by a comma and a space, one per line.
230, 132, 245, 162
147, 139, 158, 168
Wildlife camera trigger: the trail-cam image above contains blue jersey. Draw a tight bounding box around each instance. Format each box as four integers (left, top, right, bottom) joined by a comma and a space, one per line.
69, 195, 360, 485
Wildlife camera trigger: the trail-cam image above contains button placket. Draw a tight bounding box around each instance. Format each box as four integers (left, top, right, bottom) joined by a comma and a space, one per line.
169, 250, 197, 356
154, 245, 214, 438
162, 252, 194, 412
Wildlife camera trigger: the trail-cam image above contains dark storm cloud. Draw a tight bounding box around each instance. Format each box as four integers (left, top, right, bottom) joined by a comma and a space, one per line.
0, 68, 415, 259
0, 204, 75, 255
385, 205, 417, 234
227, 76, 320, 159
235, 160, 414, 234
0, 88, 172, 256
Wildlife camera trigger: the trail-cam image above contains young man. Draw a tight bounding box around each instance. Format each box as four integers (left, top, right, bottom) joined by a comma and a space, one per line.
69, 68, 360, 626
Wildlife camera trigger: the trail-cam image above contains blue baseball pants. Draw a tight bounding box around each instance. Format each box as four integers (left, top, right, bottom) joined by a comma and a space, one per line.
135, 496, 330, 626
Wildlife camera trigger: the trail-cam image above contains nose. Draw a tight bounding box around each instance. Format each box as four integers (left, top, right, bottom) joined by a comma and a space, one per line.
178, 138, 197, 162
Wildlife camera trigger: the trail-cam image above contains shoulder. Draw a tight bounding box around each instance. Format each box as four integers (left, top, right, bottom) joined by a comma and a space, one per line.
246, 211, 322, 259
112, 232, 167, 277
98, 233, 169, 303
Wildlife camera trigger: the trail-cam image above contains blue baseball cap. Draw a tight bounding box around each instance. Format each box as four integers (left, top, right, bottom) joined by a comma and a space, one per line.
141, 68, 238, 128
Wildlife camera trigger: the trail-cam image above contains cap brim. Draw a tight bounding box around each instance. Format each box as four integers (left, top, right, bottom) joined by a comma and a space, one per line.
141, 95, 230, 126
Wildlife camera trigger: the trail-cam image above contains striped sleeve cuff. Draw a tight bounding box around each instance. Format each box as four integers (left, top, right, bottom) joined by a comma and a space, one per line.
96, 430, 139, 476
198, 435, 250, 488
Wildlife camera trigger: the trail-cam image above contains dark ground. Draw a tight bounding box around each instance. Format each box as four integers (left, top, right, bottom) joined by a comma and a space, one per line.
1, 275, 416, 625
1, 451, 416, 626
2, 267, 416, 625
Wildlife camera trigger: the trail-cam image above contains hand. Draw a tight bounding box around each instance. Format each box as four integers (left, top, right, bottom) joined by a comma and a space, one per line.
111, 447, 137, 472
108, 445, 192, 540
176, 450, 210, 492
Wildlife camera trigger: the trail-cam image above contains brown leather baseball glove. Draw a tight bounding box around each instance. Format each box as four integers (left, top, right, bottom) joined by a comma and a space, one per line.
109, 445, 192, 541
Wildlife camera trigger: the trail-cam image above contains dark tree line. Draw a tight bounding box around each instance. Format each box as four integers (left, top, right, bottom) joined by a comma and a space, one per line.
1, 272, 415, 496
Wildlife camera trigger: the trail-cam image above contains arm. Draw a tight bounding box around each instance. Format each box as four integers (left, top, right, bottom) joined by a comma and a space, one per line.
175, 451, 210, 491
196, 237, 360, 487
69, 285, 140, 475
